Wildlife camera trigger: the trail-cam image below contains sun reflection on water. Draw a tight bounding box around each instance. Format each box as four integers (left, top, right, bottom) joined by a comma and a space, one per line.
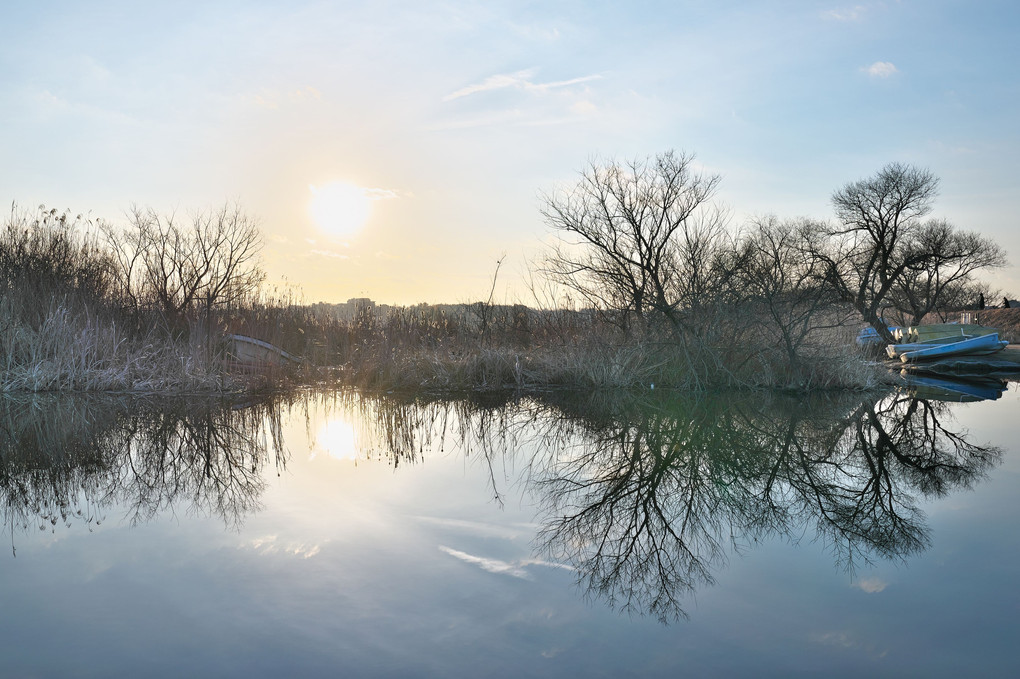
312, 418, 359, 461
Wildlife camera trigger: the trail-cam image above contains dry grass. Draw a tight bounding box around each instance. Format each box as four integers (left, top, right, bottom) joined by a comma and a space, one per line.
321, 319, 888, 393
0, 287, 885, 394
0, 299, 256, 393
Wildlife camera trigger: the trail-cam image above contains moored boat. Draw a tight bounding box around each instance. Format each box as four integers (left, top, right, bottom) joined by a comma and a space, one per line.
895, 323, 997, 344
886, 336, 973, 359
856, 323, 899, 346
899, 332, 1007, 363
225, 334, 303, 366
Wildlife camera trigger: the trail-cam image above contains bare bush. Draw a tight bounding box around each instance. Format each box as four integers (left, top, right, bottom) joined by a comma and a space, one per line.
728, 216, 856, 381
104, 203, 264, 331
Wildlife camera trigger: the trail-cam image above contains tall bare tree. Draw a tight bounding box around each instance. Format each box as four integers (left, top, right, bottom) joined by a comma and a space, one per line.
806, 162, 1005, 341
824, 163, 938, 340
541, 151, 725, 333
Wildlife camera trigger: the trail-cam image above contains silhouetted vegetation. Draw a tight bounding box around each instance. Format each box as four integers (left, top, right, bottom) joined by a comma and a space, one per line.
536, 154, 1007, 388
808, 163, 1006, 337
1, 204, 265, 392
3, 155, 1007, 393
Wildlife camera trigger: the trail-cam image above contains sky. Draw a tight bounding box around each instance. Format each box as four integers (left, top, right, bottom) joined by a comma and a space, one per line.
2, 0, 1018, 306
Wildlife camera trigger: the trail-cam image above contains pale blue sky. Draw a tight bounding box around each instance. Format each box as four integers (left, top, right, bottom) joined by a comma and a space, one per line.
2, 1, 1018, 304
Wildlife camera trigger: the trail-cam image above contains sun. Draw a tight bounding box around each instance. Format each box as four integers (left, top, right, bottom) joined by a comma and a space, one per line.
309, 181, 372, 238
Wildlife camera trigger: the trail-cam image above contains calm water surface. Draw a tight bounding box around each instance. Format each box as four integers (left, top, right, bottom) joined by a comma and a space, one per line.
1, 384, 1018, 677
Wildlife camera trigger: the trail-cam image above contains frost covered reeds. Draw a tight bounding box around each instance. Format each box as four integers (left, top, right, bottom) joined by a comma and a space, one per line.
0, 300, 235, 392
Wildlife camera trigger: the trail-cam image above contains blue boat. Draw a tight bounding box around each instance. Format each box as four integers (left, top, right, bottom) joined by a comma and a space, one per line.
886, 338, 964, 359
899, 332, 1007, 363
855, 324, 898, 346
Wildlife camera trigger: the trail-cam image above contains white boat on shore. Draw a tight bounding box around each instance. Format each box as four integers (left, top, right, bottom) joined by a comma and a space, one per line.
225, 334, 303, 366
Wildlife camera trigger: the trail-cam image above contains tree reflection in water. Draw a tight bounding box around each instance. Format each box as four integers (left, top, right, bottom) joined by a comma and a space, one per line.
296, 388, 1002, 622
528, 390, 1001, 621
0, 387, 1002, 623
0, 394, 285, 553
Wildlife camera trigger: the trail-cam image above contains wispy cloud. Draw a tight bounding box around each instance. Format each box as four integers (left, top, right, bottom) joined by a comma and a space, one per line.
811, 631, 857, 648
438, 545, 574, 579
443, 69, 601, 102
444, 69, 536, 101
311, 249, 350, 259
810, 630, 890, 658
521, 558, 575, 572
864, 61, 899, 78
243, 535, 323, 559
529, 74, 603, 93
415, 516, 535, 539
440, 546, 531, 578
854, 577, 889, 593
364, 187, 399, 201
824, 5, 868, 22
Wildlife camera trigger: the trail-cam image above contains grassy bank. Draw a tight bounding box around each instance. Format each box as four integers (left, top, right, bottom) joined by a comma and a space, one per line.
241, 301, 889, 393
1, 292, 887, 394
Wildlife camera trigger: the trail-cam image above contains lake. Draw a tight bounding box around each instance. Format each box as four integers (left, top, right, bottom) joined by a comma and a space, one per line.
1, 383, 1017, 677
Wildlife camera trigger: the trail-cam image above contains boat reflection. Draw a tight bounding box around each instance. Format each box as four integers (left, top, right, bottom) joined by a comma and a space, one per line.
900, 373, 1009, 402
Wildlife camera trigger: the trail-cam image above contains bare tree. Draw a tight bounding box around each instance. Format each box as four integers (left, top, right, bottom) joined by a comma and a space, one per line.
105, 204, 264, 331
541, 151, 725, 333
887, 219, 1006, 325
825, 163, 938, 340
807, 162, 1005, 341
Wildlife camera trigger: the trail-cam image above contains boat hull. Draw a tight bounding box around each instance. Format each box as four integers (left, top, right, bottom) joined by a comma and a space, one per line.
886, 337, 968, 359
899, 333, 1006, 363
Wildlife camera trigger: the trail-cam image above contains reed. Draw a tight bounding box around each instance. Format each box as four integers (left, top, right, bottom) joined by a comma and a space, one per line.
293, 305, 887, 393
0, 298, 249, 392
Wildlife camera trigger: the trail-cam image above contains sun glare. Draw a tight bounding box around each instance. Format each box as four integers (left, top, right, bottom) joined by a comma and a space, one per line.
309, 181, 372, 238
315, 419, 359, 461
